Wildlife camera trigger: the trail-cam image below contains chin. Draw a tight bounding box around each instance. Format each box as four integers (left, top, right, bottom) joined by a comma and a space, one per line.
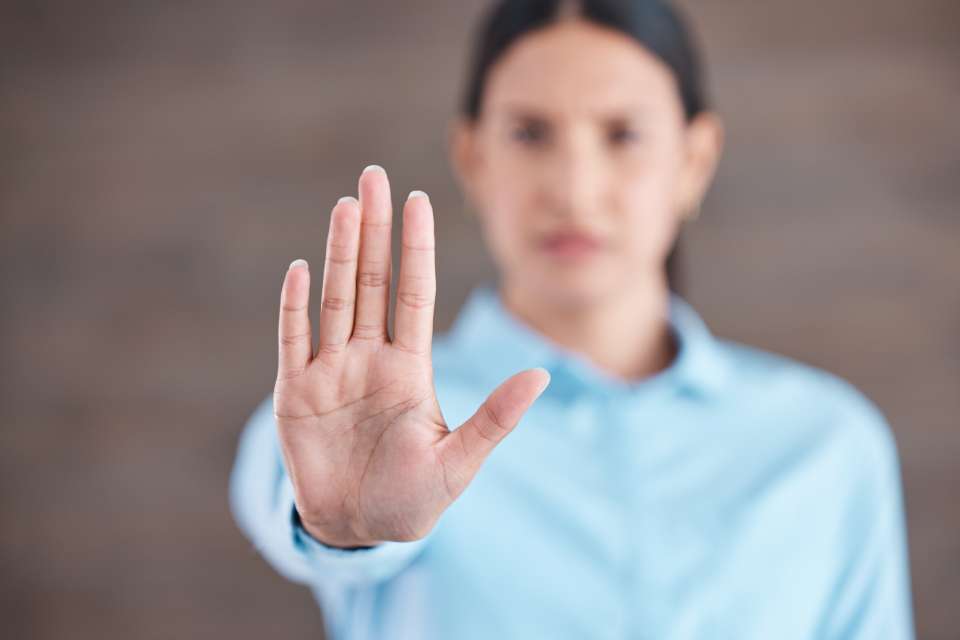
524, 265, 619, 308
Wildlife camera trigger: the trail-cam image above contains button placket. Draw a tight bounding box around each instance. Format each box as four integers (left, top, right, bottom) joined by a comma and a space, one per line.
600, 389, 645, 638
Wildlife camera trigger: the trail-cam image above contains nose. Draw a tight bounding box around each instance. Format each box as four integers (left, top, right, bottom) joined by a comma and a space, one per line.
544, 133, 604, 221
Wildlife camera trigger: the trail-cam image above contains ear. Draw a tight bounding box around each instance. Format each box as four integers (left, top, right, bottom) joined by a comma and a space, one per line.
678, 111, 724, 218
447, 116, 484, 211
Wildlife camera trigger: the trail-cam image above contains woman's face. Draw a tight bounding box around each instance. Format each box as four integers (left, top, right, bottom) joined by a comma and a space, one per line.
450, 18, 722, 308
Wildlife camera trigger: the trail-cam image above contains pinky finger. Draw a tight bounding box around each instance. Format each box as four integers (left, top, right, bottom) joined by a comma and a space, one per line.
278, 259, 313, 380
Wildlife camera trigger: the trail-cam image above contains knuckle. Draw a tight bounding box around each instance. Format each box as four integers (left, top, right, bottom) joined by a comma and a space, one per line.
477, 403, 507, 443
326, 252, 356, 266
328, 238, 356, 252
281, 303, 307, 313
357, 270, 389, 288
321, 295, 353, 311
315, 340, 347, 356
352, 323, 386, 340
397, 290, 435, 310
279, 331, 309, 347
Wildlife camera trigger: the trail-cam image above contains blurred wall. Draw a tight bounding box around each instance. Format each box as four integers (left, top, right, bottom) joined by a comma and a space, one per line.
1, 1, 957, 638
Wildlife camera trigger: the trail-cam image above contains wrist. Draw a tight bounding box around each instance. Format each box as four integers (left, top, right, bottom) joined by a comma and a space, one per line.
293, 507, 379, 550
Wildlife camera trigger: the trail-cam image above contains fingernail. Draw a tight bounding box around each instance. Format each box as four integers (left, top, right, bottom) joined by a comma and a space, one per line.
337, 196, 358, 206
289, 258, 308, 271
362, 164, 385, 175
407, 190, 429, 201
533, 367, 551, 395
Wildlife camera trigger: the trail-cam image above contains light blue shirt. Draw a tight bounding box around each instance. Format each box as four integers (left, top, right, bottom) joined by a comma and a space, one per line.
230, 284, 914, 639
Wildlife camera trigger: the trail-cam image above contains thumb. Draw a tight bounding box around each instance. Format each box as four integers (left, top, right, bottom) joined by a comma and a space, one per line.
437, 367, 551, 498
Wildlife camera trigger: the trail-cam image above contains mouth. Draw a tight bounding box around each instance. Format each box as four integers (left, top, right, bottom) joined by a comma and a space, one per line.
538, 229, 606, 261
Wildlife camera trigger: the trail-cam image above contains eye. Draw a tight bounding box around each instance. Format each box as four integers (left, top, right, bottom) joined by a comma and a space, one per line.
511, 122, 548, 145
609, 126, 640, 145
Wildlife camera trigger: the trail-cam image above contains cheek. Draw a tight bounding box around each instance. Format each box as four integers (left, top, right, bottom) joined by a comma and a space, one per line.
620, 141, 684, 208
478, 162, 538, 259
484, 212, 524, 261
478, 200, 533, 272
616, 170, 682, 261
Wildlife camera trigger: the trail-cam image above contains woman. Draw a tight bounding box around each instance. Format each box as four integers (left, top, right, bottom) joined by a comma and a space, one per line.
229, 1, 914, 638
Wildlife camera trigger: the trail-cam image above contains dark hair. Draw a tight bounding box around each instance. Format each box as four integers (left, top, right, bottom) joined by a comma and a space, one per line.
459, 0, 710, 294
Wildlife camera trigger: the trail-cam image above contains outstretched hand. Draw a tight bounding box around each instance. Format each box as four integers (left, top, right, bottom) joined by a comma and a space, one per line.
273, 165, 551, 548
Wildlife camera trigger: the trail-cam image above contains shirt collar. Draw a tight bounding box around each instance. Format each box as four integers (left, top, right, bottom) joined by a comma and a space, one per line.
443, 283, 729, 402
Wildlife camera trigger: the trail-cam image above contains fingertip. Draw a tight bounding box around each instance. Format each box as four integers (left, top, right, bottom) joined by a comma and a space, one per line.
531, 367, 551, 395
283, 259, 310, 295
357, 164, 392, 217
402, 190, 435, 234
360, 165, 388, 191
332, 196, 360, 231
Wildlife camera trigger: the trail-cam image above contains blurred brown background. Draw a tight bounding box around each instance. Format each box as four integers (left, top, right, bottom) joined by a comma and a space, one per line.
1, 1, 957, 638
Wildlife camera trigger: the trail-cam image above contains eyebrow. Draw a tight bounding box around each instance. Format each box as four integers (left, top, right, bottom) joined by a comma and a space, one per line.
498, 104, 652, 123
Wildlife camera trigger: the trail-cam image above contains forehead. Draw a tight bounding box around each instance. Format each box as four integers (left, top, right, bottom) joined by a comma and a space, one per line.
482, 19, 678, 116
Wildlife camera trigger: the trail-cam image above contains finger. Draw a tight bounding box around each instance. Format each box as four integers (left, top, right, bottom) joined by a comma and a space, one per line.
353, 164, 392, 342
317, 196, 361, 357
393, 190, 436, 355
278, 259, 312, 379
437, 368, 551, 498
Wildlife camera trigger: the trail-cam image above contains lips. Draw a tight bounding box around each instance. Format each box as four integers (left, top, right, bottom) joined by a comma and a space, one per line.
539, 229, 605, 258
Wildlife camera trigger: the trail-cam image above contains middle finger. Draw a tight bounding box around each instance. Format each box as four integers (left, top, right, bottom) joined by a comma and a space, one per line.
353, 165, 393, 342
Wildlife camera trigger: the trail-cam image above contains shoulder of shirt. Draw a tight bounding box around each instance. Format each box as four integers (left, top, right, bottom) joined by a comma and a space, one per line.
431, 324, 898, 463
712, 335, 900, 468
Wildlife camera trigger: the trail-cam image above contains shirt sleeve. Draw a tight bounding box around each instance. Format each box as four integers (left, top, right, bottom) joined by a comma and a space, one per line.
818, 396, 916, 639
228, 394, 431, 588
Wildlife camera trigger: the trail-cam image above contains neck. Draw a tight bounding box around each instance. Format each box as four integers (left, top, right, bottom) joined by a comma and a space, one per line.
499, 274, 678, 383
